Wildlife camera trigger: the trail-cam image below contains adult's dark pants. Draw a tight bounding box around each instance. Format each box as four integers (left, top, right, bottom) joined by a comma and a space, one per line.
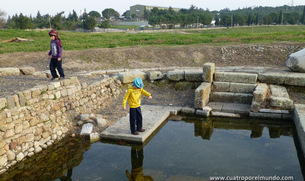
50, 58, 65, 78
129, 107, 143, 133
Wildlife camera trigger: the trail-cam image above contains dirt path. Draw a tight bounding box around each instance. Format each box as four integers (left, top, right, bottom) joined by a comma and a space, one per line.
1, 43, 304, 74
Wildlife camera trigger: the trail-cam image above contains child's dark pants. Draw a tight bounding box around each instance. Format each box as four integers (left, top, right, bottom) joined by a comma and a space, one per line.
50, 58, 65, 78
129, 107, 143, 133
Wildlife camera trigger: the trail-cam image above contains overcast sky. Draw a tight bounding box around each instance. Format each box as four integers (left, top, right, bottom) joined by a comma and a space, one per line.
1, 0, 304, 18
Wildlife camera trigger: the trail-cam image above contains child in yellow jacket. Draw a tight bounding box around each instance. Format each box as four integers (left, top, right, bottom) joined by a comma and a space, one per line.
123, 78, 152, 135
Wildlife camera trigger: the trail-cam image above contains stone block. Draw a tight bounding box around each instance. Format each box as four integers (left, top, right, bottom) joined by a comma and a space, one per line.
0, 155, 7, 167
211, 92, 234, 103
33, 71, 48, 78
7, 95, 16, 109
80, 123, 94, 136
194, 83, 211, 108
250, 101, 261, 112
119, 71, 146, 84
285, 48, 305, 72
51, 81, 61, 88
269, 85, 289, 98
47, 84, 55, 91
31, 88, 41, 98
185, 70, 203, 82
0, 68, 20, 76
214, 72, 257, 84
147, 71, 164, 80
22, 90, 32, 100
0, 98, 7, 110
195, 106, 212, 117
252, 83, 269, 103
234, 93, 253, 104
210, 111, 241, 118
285, 73, 305, 86
91, 70, 106, 76
18, 93, 26, 107
213, 82, 230, 92
69, 76, 79, 84
181, 107, 196, 115
250, 112, 281, 119
257, 72, 288, 84
211, 92, 252, 104
259, 109, 289, 114
230, 83, 256, 93
202, 63, 215, 82
19, 67, 35, 75
62, 79, 71, 86
167, 70, 185, 81
270, 96, 294, 110
96, 115, 107, 127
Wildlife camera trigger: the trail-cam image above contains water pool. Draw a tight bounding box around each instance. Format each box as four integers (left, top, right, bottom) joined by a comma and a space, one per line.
0, 116, 303, 181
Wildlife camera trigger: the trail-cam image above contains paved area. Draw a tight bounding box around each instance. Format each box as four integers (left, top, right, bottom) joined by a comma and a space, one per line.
100, 105, 181, 144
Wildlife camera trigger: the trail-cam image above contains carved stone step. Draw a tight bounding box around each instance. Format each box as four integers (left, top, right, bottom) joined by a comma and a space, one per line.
211, 92, 253, 104
214, 72, 258, 84
213, 81, 257, 93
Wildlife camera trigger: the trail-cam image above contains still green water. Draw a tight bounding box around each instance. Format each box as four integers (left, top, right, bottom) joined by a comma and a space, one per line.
0, 117, 303, 181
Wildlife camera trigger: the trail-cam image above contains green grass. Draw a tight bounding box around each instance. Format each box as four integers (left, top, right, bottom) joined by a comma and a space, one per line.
109, 25, 140, 30
1, 25, 305, 54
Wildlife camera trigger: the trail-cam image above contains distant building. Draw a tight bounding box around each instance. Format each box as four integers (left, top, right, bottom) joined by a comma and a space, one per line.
130, 4, 181, 20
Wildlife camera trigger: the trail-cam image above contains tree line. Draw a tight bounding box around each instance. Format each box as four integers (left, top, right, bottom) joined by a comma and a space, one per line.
1, 9, 120, 30
0, 5, 304, 30
146, 5, 305, 28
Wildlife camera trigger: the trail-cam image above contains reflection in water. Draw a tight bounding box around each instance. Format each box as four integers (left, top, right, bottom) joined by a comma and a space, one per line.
192, 117, 293, 140
126, 147, 154, 181
60, 169, 73, 181
0, 137, 91, 181
0, 116, 303, 180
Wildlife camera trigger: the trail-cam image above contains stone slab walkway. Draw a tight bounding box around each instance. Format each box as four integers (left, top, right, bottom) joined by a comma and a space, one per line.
100, 105, 181, 144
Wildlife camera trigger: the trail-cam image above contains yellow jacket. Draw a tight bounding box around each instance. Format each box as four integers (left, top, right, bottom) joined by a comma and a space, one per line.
122, 86, 151, 108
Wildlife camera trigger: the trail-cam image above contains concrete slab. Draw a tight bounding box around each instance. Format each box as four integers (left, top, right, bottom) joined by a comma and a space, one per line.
100, 105, 182, 144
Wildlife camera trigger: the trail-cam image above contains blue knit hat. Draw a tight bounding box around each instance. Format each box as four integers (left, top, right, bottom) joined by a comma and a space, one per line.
132, 78, 144, 88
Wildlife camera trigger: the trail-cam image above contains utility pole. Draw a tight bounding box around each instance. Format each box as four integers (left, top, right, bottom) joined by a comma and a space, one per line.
231, 15, 233, 27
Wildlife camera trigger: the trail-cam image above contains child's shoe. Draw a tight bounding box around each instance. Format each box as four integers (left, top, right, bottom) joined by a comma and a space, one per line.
138, 129, 145, 132
132, 131, 139, 135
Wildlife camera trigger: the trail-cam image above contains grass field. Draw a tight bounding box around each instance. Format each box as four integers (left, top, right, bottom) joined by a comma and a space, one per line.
0, 25, 305, 54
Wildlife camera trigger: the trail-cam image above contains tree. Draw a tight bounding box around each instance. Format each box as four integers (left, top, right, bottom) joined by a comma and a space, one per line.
67, 10, 78, 22
247, 13, 255, 25
14, 13, 33, 29
263, 15, 272, 25
89, 11, 101, 19
82, 13, 97, 30
100, 20, 110, 28
102, 8, 119, 20
51, 11, 65, 30
0, 9, 6, 29
301, 6, 305, 24
221, 15, 232, 26
278, 10, 283, 24
233, 14, 245, 26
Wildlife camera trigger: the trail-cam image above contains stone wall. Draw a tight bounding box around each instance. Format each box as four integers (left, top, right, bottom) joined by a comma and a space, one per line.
0, 76, 122, 174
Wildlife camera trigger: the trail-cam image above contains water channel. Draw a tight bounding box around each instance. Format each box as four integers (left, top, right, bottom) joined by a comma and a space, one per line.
0, 116, 304, 181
